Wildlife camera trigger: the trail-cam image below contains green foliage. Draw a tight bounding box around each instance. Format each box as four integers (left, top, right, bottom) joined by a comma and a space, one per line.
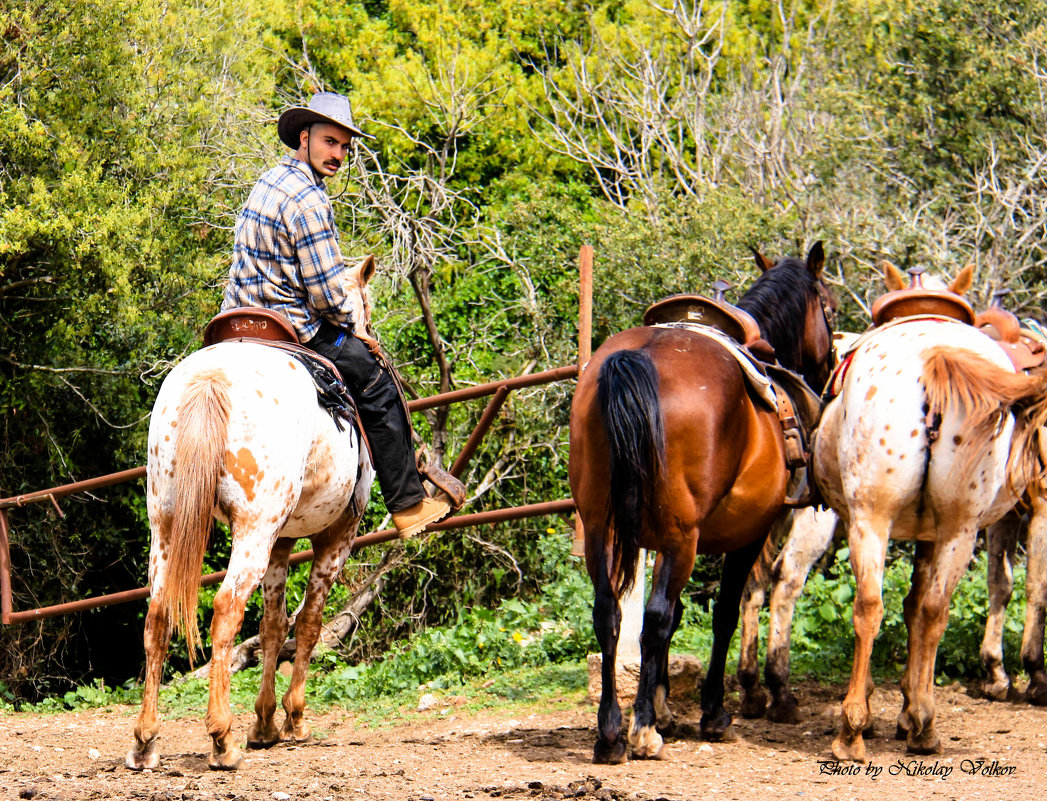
0, 0, 283, 698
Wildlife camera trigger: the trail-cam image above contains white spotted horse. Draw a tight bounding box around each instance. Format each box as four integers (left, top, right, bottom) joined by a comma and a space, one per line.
739, 291, 1047, 724
570, 242, 836, 763
126, 256, 377, 771
811, 261, 1047, 761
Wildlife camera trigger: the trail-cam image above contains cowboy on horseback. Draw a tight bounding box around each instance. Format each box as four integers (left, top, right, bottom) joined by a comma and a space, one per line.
221, 91, 457, 539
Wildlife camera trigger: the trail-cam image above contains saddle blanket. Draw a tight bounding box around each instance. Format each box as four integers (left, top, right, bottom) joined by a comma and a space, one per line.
653, 322, 777, 408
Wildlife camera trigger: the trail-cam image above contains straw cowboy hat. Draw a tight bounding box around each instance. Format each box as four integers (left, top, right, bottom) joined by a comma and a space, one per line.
277, 92, 374, 149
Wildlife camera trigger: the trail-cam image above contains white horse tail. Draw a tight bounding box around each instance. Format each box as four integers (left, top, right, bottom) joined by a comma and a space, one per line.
164, 369, 231, 662
922, 346, 1047, 484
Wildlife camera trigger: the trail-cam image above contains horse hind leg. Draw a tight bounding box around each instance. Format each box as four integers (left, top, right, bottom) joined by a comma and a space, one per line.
737, 520, 778, 720
653, 597, 684, 731
127, 515, 175, 772
278, 523, 359, 743
206, 545, 273, 770
898, 531, 978, 755
980, 513, 1020, 701
833, 514, 889, 763
766, 507, 837, 724
126, 579, 173, 770
247, 539, 295, 749
630, 551, 687, 760
591, 560, 627, 765
700, 538, 764, 743
1022, 496, 1047, 706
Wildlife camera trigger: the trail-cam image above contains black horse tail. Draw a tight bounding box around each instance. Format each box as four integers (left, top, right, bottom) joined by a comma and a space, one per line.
597, 348, 666, 596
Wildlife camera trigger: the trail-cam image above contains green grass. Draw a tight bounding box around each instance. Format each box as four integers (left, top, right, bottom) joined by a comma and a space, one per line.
148, 659, 589, 728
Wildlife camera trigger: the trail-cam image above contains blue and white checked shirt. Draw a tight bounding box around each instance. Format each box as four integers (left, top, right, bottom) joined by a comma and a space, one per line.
222, 155, 353, 342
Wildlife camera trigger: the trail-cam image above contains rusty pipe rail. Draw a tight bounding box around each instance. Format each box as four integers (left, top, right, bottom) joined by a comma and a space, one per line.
0, 364, 580, 625
1, 499, 576, 624
0, 364, 579, 512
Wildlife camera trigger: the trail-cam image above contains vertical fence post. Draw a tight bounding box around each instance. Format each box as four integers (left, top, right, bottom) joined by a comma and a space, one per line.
1, 510, 13, 624
572, 245, 594, 559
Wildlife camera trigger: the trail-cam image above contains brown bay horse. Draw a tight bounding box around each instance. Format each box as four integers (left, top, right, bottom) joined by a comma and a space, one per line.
569, 243, 835, 763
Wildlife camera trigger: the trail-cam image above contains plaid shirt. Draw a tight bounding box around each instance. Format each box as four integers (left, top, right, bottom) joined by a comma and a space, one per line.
222, 155, 353, 342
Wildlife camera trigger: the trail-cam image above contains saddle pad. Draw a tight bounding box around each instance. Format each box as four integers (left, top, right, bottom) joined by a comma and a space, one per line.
653, 322, 777, 408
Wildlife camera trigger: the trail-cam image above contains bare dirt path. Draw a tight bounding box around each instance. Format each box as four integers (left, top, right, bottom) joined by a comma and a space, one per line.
2, 681, 1044, 801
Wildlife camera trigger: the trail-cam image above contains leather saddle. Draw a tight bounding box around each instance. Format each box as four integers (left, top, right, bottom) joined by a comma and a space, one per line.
203, 306, 365, 446
643, 281, 776, 361
870, 267, 975, 326
203, 307, 300, 346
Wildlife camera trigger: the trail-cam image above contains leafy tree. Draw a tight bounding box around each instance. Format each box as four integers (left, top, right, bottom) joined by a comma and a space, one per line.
0, 0, 284, 698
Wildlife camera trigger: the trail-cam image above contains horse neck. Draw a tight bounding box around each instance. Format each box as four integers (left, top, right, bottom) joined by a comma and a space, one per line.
738, 272, 831, 387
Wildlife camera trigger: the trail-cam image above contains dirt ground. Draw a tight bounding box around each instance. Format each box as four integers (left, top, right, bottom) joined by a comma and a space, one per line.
2, 679, 1045, 801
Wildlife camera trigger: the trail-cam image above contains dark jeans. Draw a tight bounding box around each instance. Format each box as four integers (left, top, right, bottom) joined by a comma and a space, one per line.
306, 321, 425, 513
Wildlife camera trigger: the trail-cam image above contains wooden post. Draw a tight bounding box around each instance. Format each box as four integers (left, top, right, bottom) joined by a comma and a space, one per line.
572, 245, 594, 558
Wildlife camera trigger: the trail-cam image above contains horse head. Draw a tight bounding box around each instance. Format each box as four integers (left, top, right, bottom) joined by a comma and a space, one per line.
344, 253, 377, 335
743, 241, 837, 392
881, 260, 974, 294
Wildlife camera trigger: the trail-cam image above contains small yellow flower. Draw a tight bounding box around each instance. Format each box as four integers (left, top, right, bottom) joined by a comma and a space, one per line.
546, 527, 556, 534
512, 631, 523, 643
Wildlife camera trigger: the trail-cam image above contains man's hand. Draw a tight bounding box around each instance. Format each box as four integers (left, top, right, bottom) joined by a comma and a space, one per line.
355, 331, 382, 355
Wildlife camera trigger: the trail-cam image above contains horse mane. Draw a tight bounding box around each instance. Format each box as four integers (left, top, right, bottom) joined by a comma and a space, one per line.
736, 259, 822, 372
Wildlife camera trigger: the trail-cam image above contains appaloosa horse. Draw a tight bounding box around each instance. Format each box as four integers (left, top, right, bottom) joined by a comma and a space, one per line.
126, 257, 377, 771
569, 242, 835, 763
812, 263, 1047, 761
738, 307, 1047, 724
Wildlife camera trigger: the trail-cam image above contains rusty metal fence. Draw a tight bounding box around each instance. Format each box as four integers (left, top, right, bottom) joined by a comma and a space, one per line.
0, 364, 580, 625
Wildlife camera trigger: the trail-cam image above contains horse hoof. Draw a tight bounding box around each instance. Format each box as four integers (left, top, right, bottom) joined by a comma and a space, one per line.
980, 678, 1011, 702
767, 700, 801, 725
699, 710, 734, 741
831, 735, 866, 763
628, 724, 664, 758
279, 720, 312, 742
739, 696, 767, 719
906, 730, 942, 755
247, 723, 279, 749
1026, 679, 1047, 707
633, 742, 669, 760
656, 718, 676, 736
208, 746, 242, 771
125, 746, 159, 771
593, 738, 628, 765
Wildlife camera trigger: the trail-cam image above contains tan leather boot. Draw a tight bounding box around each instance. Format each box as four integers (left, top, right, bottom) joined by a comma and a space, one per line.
391, 496, 453, 539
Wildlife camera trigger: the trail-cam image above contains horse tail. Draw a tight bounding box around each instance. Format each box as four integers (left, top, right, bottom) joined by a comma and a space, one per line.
597, 348, 666, 596
922, 346, 1047, 486
162, 370, 231, 663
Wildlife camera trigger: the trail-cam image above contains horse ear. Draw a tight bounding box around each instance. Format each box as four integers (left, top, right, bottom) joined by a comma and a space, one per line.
882, 260, 907, 292
358, 254, 376, 286
949, 263, 974, 296
806, 241, 825, 277
750, 246, 776, 273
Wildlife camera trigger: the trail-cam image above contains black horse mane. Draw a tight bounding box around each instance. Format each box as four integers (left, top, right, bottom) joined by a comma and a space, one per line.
735, 258, 822, 372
